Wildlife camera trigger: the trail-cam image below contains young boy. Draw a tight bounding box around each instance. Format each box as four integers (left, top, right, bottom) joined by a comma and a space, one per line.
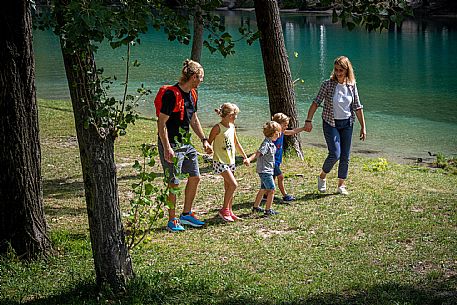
247, 121, 282, 216
271, 113, 306, 202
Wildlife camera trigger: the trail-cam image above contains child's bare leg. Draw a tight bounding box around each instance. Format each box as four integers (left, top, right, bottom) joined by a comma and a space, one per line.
254, 189, 266, 208
265, 190, 275, 210
277, 174, 286, 197
221, 170, 237, 210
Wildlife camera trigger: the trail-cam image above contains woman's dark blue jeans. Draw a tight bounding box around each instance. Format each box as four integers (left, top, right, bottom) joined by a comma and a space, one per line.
322, 119, 353, 179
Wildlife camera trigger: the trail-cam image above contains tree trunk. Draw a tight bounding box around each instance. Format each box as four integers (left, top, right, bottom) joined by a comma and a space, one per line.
254, 0, 303, 157
191, 5, 204, 63
0, 0, 52, 259
58, 42, 134, 291
58, 44, 134, 292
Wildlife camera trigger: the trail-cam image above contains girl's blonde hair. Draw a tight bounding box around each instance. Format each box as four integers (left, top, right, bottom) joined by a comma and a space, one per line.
215, 103, 240, 118
330, 56, 356, 85
272, 113, 290, 125
180, 59, 204, 83
263, 121, 281, 138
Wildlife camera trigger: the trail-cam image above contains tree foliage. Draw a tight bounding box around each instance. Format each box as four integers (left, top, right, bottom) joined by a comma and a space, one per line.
322, 0, 413, 31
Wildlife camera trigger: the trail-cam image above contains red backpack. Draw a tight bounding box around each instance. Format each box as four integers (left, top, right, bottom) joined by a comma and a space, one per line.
154, 85, 198, 121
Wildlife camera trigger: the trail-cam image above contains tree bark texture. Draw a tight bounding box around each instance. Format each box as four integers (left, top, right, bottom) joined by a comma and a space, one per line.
0, 0, 52, 259
59, 44, 134, 291
191, 5, 204, 63
254, 0, 303, 157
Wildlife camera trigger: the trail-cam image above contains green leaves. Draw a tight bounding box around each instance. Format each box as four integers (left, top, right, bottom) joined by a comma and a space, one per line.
126, 141, 187, 250
133, 160, 142, 171
126, 143, 167, 250
246, 31, 261, 46
37, 1, 156, 139
327, 0, 413, 32
204, 33, 235, 57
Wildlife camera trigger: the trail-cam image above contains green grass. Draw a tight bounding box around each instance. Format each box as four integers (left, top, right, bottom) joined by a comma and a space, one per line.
1, 99, 456, 305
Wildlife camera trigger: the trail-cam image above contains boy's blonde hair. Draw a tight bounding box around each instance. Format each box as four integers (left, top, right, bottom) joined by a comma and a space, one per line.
180, 59, 204, 82
272, 113, 289, 125
215, 103, 240, 118
263, 121, 281, 138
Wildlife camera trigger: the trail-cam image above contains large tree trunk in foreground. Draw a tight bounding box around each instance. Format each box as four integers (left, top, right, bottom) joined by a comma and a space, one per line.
54, 0, 134, 290
254, 0, 303, 157
59, 44, 134, 291
0, 0, 52, 259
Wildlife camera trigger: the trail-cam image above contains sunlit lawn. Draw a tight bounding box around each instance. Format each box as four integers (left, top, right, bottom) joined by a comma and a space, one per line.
0, 99, 456, 305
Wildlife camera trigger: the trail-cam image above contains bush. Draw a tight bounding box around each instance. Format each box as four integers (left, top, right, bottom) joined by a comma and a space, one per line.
363, 157, 389, 173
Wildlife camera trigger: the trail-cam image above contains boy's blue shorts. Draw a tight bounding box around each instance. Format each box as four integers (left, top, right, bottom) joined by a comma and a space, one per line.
259, 173, 275, 190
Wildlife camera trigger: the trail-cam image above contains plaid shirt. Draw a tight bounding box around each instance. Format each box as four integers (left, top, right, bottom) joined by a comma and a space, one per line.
313, 79, 363, 127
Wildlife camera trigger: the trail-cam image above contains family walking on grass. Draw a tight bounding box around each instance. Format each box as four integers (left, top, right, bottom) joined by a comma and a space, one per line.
156, 56, 366, 232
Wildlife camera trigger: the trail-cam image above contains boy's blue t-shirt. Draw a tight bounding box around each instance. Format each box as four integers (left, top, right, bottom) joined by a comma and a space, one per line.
273, 132, 284, 166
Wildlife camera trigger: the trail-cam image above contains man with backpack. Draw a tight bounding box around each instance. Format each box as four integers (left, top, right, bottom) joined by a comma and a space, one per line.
156, 59, 212, 232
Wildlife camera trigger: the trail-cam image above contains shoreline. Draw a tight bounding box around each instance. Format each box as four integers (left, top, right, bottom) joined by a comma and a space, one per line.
215, 7, 333, 14
215, 123, 443, 167
215, 6, 457, 18
36, 98, 449, 168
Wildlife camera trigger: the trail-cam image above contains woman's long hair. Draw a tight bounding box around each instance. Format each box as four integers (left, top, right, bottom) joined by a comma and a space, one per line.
330, 56, 356, 85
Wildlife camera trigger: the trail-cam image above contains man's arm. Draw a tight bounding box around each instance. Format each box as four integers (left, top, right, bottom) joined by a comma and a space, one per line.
158, 113, 174, 163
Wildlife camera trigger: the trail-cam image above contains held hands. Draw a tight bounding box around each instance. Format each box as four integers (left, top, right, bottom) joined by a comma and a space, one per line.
304, 120, 313, 132
245, 153, 256, 166
203, 140, 213, 154
360, 128, 367, 141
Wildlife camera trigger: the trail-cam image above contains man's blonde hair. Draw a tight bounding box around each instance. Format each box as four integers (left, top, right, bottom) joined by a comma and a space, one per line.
272, 113, 289, 125
263, 121, 281, 138
180, 59, 204, 82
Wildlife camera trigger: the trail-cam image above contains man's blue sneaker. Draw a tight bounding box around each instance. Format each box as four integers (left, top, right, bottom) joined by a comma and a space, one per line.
166, 218, 185, 232
283, 194, 295, 202
179, 211, 205, 227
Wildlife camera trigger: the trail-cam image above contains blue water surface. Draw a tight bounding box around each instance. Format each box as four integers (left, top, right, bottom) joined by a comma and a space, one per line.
33, 11, 457, 162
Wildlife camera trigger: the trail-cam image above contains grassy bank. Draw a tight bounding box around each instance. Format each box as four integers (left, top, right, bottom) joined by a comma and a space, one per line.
1, 99, 456, 305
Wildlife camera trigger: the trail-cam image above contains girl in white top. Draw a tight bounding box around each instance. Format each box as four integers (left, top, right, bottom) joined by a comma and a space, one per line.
208, 103, 249, 222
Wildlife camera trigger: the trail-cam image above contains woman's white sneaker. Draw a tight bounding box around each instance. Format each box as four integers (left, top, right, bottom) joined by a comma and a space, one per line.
317, 176, 327, 193
337, 186, 349, 195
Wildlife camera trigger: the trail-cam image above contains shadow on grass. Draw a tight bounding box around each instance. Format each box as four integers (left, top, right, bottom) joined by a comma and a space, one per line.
43, 176, 85, 200
45, 206, 87, 217
40, 105, 74, 113
3, 275, 455, 305
42, 172, 164, 201
295, 192, 335, 202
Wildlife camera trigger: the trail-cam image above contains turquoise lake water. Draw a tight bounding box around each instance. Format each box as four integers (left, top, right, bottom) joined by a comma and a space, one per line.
33, 11, 457, 162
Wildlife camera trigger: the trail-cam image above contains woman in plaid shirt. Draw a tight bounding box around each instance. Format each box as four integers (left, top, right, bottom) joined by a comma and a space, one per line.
304, 56, 366, 195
